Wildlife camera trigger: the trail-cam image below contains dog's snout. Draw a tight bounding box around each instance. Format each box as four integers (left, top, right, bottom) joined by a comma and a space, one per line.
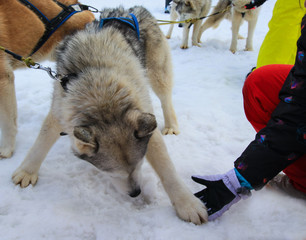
178, 23, 183, 28
129, 188, 141, 198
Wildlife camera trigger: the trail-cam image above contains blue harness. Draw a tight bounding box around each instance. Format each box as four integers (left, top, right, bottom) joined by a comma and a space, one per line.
99, 13, 140, 40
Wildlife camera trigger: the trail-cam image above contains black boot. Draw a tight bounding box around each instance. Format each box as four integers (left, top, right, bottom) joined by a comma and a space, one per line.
165, 0, 172, 13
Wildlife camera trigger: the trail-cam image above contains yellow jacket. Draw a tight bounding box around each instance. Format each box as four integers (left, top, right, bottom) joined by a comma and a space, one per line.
257, 0, 306, 68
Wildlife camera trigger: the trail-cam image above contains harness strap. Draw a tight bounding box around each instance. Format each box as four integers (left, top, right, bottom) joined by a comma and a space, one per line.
52, 0, 91, 12
18, 0, 83, 56
18, 0, 49, 25
99, 13, 140, 39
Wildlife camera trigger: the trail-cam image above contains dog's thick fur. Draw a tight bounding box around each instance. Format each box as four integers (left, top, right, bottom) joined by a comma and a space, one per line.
12, 6, 208, 224
166, 0, 211, 49
197, 0, 260, 53
0, 0, 94, 159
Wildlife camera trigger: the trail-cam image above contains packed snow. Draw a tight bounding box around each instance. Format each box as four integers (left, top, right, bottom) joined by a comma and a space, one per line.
0, 0, 305, 239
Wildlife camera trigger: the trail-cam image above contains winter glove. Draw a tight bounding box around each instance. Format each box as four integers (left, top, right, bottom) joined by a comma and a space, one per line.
192, 169, 252, 221
244, 0, 267, 9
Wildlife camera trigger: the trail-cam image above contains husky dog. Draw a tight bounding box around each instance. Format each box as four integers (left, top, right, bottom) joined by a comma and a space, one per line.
0, 0, 94, 159
166, 0, 211, 49
197, 0, 260, 53
12, 6, 208, 224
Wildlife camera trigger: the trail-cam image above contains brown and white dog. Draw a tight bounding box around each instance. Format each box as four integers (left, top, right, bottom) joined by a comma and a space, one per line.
0, 0, 94, 159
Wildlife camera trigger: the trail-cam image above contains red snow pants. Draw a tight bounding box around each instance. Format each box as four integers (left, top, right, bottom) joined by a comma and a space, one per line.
243, 64, 306, 193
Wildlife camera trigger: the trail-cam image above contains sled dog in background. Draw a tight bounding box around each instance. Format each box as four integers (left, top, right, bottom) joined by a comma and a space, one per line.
0, 0, 94, 159
166, 0, 212, 49
13, 6, 208, 225
197, 0, 260, 53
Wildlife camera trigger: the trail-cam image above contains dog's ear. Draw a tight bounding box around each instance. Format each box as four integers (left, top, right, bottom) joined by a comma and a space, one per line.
135, 113, 157, 138
185, 0, 194, 8
73, 126, 97, 156
126, 110, 157, 138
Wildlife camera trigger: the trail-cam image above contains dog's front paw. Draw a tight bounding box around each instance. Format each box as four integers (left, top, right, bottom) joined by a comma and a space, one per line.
165, 35, 171, 39
12, 169, 38, 188
238, 34, 244, 39
180, 45, 188, 49
162, 127, 180, 135
244, 47, 253, 51
0, 146, 14, 159
174, 194, 208, 225
192, 42, 201, 47
230, 48, 236, 54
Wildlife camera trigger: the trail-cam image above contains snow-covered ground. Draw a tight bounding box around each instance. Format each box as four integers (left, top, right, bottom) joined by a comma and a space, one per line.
1, 0, 305, 239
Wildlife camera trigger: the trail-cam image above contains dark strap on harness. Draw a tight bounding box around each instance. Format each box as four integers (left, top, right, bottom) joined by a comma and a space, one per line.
18, 0, 50, 25
99, 13, 140, 39
18, 0, 83, 56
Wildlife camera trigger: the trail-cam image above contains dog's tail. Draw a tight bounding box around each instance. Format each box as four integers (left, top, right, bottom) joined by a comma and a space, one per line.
201, 0, 231, 30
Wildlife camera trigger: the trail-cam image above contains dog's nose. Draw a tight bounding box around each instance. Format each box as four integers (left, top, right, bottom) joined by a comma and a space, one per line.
129, 188, 141, 198
178, 23, 183, 28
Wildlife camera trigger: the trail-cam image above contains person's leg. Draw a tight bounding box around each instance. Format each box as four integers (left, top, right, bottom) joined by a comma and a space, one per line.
165, 0, 172, 7
268, 173, 306, 199
243, 64, 293, 132
165, 0, 172, 13
243, 64, 306, 196
282, 156, 306, 194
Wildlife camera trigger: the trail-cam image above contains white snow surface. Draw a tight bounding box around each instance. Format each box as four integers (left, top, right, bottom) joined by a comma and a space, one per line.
1, 0, 306, 239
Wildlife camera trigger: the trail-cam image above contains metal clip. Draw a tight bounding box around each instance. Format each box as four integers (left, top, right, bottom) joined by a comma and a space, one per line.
80, 4, 99, 13
29, 63, 62, 81
71, 4, 82, 12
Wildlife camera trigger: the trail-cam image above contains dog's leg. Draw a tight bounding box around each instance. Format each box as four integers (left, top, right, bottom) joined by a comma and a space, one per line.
0, 62, 17, 159
238, 34, 245, 39
165, 7, 178, 39
146, 36, 179, 135
191, 20, 202, 47
230, 11, 243, 53
244, 14, 259, 51
180, 25, 190, 49
197, 13, 222, 44
12, 111, 61, 187
146, 130, 208, 224
197, 20, 209, 43
197, 2, 226, 44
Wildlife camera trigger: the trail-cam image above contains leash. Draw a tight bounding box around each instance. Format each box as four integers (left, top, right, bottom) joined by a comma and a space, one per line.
0, 45, 62, 81
157, 4, 232, 27
157, 18, 198, 26
0, 46, 36, 68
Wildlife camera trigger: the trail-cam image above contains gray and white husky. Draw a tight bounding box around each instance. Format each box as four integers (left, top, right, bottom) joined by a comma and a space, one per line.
166, 0, 212, 49
12, 6, 207, 224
